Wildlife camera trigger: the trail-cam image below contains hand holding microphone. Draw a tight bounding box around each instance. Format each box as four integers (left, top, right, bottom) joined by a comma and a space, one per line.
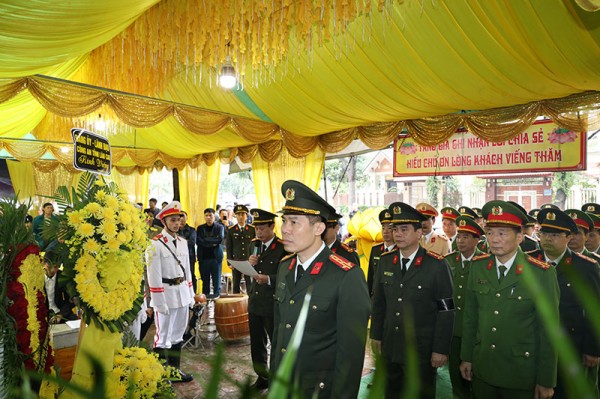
249, 240, 261, 266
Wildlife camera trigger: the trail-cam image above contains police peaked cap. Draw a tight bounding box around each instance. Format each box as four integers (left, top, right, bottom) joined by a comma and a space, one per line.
582, 203, 600, 216
379, 209, 393, 223
416, 202, 438, 217
234, 204, 249, 214
157, 201, 183, 220
440, 207, 460, 221
389, 202, 426, 224
281, 180, 330, 221
250, 208, 277, 224
456, 216, 484, 237
537, 208, 577, 234
482, 200, 527, 228
458, 206, 478, 219
565, 209, 594, 232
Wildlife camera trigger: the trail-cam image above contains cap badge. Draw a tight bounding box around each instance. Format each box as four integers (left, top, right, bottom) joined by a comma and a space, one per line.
569, 212, 577, 220
419, 205, 426, 211
459, 207, 465, 213
385, 211, 391, 218
444, 209, 451, 215
459, 220, 466, 226
285, 188, 295, 201
546, 212, 556, 221
587, 205, 596, 212
393, 206, 401, 214
491, 206, 503, 216
252, 211, 259, 218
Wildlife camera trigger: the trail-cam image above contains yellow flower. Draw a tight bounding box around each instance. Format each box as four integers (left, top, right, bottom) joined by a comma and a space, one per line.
85, 202, 102, 216
102, 207, 116, 220
82, 239, 101, 253
99, 221, 118, 239
116, 232, 127, 243
79, 223, 95, 237
105, 195, 120, 210
106, 238, 120, 252
94, 190, 107, 202
118, 211, 131, 225
67, 211, 84, 227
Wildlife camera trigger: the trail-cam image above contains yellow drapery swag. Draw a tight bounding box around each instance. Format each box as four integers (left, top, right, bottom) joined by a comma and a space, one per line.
0, 76, 597, 172
251, 146, 325, 236
179, 162, 222, 228
107, 168, 150, 208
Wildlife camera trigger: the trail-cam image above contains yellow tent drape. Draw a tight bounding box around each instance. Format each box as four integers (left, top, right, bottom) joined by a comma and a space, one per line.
6, 160, 36, 203
251, 147, 325, 217
179, 162, 221, 228
31, 164, 80, 212
108, 168, 150, 208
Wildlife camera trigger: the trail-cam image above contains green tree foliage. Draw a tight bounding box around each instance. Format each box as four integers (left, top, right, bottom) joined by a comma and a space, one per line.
553, 171, 576, 209
426, 176, 441, 208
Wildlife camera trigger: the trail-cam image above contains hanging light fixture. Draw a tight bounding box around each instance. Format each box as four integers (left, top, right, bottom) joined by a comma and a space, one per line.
219, 43, 237, 89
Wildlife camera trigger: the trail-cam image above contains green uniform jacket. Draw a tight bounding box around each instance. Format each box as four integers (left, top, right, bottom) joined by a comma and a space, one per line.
461, 248, 560, 390
370, 246, 455, 365
246, 237, 288, 317
225, 224, 255, 260
529, 248, 600, 358
272, 246, 370, 398
330, 239, 360, 265
444, 248, 483, 337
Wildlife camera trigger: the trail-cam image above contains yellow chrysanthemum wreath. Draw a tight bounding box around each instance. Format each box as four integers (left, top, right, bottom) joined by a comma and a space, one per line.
48, 173, 150, 331
18, 253, 46, 356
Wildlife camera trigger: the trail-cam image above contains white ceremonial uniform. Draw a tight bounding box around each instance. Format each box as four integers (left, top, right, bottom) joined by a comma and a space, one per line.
146, 229, 194, 349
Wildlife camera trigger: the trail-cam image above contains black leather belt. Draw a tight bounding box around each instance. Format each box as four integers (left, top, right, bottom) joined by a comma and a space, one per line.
162, 277, 184, 285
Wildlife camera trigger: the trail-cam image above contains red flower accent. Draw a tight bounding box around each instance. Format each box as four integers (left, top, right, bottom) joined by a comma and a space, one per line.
393, 255, 398, 265
311, 262, 323, 275
516, 264, 524, 275
487, 259, 493, 270
415, 256, 423, 266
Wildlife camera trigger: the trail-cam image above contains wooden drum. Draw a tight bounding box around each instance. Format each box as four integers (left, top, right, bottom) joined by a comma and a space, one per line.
214, 294, 249, 341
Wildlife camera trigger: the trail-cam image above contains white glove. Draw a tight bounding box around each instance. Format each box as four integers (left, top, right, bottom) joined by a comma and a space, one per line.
156, 304, 170, 315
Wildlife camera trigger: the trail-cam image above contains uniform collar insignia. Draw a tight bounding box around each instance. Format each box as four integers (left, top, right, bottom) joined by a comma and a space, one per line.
310, 262, 323, 275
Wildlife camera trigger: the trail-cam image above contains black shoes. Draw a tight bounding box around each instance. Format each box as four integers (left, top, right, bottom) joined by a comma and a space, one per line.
250, 377, 269, 390
173, 369, 194, 383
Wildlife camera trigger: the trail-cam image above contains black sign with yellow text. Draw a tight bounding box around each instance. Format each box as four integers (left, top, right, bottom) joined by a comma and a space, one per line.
71, 128, 112, 175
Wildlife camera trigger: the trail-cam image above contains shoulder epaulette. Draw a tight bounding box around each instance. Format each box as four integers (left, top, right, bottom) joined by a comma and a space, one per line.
380, 249, 396, 257
426, 250, 444, 260
277, 239, 285, 244
251, 237, 261, 242
340, 242, 355, 252
152, 233, 163, 241
472, 253, 492, 261
574, 252, 598, 264
526, 255, 550, 270
279, 253, 296, 263
444, 250, 459, 259
436, 234, 449, 241
228, 225, 236, 230
330, 253, 355, 271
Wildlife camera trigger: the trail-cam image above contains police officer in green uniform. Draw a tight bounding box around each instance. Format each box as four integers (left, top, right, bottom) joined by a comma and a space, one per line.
583, 203, 600, 255
508, 201, 539, 252
271, 180, 370, 398
441, 207, 460, 252
226, 204, 256, 293
324, 210, 360, 265
445, 216, 485, 399
367, 209, 396, 296
460, 200, 560, 399
246, 208, 288, 391
371, 202, 455, 399
527, 208, 600, 398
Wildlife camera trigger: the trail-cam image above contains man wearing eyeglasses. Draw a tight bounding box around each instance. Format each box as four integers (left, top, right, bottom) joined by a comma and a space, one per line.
526, 208, 600, 399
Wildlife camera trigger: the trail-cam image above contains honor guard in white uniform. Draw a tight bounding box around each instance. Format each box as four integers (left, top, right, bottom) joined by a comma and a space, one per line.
147, 201, 195, 383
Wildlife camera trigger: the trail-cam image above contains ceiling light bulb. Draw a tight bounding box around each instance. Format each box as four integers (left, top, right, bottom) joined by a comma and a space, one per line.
219, 57, 237, 89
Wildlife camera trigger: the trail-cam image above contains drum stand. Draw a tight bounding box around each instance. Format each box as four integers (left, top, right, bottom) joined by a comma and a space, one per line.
183, 299, 219, 349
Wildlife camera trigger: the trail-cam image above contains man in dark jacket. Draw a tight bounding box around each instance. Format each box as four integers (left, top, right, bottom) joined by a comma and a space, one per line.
179, 211, 197, 292
371, 202, 455, 399
196, 208, 225, 298
271, 180, 370, 398
246, 208, 288, 390
226, 204, 255, 293
367, 209, 396, 296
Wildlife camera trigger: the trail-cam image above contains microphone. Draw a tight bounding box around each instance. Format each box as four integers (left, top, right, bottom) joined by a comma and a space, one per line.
253, 240, 261, 256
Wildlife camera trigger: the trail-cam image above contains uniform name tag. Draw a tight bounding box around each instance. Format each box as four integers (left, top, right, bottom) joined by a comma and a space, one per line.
384, 271, 394, 276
